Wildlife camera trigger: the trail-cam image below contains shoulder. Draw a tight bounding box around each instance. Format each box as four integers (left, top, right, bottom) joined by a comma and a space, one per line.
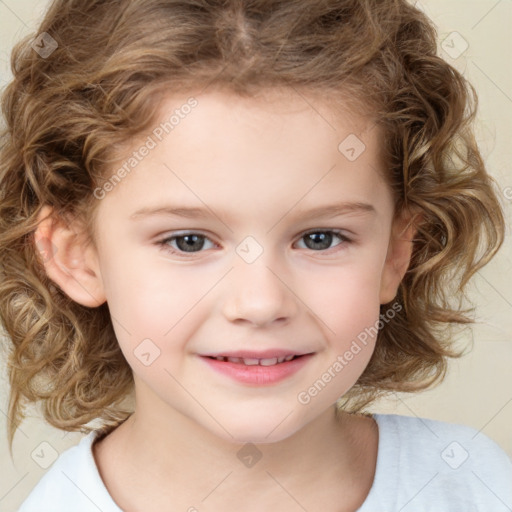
377, 413, 512, 470
363, 413, 512, 512
17, 431, 122, 512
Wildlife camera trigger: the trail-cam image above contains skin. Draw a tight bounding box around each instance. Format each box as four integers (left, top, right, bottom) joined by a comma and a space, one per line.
36, 87, 417, 511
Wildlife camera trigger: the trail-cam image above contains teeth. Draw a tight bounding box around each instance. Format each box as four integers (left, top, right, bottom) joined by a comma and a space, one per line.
211, 355, 297, 365
242, 358, 260, 366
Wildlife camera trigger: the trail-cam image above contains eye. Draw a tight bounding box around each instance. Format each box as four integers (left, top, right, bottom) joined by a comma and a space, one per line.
156, 229, 352, 258
157, 232, 216, 256
295, 230, 351, 252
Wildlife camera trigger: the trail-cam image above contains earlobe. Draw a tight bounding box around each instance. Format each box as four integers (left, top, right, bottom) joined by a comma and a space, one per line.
34, 205, 106, 307
379, 209, 420, 305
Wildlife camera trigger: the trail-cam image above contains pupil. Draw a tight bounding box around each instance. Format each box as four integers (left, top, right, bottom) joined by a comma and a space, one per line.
177, 234, 204, 252
306, 232, 331, 250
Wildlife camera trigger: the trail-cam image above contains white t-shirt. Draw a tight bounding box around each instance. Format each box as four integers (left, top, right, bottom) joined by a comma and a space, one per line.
18, 413, 512, 512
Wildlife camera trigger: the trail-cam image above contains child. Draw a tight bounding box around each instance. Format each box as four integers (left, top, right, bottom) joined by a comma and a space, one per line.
1, 0, 511, 510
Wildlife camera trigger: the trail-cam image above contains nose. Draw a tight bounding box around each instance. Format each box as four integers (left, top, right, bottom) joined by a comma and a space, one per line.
222, 254, 298, 328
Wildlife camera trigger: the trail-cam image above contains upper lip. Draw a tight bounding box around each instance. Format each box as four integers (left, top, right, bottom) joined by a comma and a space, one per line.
200, 349, 313, 359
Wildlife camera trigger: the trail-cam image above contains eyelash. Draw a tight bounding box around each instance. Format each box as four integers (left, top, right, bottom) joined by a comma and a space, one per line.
156, 229, 353, 258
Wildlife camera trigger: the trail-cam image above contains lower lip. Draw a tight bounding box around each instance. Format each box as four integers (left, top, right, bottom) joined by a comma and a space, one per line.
199, 354, 314, 385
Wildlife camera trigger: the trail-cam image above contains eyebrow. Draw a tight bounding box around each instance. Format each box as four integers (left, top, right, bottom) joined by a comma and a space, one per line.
130, 202, 376, 220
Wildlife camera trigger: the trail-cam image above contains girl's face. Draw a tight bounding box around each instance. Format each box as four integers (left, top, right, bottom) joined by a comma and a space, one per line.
87, 88, 409, 443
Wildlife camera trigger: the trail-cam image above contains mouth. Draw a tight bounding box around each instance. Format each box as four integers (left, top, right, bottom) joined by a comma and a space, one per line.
199, 351, 315, 385
204, 354, 303, 366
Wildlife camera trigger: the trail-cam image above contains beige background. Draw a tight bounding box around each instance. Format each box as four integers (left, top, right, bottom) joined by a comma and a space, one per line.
1, 0, 511, 510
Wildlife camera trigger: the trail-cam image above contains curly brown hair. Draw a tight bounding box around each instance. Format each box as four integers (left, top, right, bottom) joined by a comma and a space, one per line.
0, 0, 505, 452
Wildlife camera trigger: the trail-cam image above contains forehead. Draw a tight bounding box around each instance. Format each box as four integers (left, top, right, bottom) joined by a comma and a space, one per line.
164, 86, 375, 140
98, 87, 390, 220
112, 85, 379, 160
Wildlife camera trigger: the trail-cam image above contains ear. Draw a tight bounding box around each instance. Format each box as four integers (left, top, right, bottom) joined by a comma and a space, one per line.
34, 205, 106, 307
379, 208, 421, 305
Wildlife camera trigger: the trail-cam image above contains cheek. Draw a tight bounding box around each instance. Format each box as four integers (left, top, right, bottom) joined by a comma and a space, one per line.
99, 251, 214, 366
297, 262, 384, 404
100, 246, 197, 329
307, 253, 385, 334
